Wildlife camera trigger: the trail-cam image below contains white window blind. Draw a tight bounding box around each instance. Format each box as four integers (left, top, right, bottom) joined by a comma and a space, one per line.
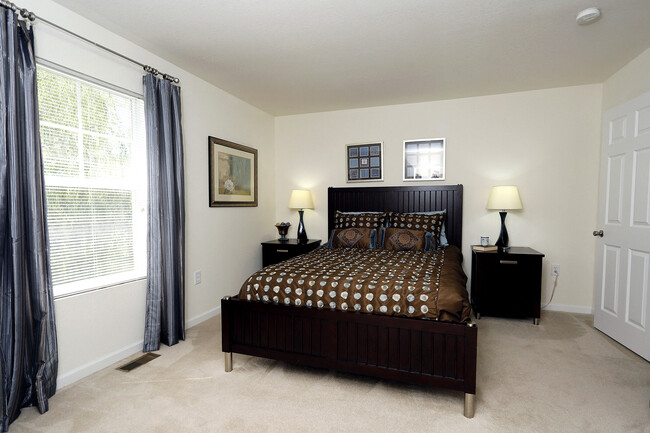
37, 66, 147, 297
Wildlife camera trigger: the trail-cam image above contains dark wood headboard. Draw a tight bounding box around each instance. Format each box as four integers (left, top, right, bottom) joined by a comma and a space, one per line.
327, 185, 463, 248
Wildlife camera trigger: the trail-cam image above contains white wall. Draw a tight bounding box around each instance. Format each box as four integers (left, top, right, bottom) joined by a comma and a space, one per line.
23, 0, 275, 387
275, 85, 603, 312
602, 47, 650, 111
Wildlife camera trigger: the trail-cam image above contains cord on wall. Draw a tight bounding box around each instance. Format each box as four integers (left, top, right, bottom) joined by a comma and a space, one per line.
542, 275, 559, 308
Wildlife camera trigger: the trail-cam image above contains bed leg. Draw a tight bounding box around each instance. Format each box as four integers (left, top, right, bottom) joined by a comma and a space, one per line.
533, 318, 540, 326
464, 393, 475, 418
224, 352, 233, 373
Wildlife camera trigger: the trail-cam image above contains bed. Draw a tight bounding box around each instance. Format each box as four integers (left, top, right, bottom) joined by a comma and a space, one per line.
221, 185, 477, 417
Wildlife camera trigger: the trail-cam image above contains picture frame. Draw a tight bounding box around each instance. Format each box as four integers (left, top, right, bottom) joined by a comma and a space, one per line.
403, 138, 446, 181
208, 136, 258, 207
346, 142, 383, 182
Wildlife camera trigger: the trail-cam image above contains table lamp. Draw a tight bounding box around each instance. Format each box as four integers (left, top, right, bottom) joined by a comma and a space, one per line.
486, 185, 522, 251
289, 189, 314, 243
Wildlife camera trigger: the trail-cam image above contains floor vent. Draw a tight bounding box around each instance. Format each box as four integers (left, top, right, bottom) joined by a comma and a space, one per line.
117, 353, 160, 372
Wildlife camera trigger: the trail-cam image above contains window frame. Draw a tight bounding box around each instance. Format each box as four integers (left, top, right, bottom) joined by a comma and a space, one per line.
37, 59, 148, 299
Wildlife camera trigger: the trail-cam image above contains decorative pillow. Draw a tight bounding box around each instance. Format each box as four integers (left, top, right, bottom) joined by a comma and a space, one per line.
411, 210, 449, 247
328, 228, 376, 249
381, 228, 431, 252
388, 211, 445, 249
334, 211, 387, 230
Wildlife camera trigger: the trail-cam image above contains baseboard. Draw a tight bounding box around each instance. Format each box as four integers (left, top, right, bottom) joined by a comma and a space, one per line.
57, 339, 143, 390
543, 303, 593, 315
185, 305, 221, 329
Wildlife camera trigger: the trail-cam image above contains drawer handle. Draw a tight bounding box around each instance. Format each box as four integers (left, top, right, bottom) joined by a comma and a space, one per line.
499, 260, 518, 265
277, 249, 289, 253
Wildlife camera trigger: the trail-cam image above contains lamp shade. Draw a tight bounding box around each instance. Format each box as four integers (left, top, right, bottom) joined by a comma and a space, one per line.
289, 189, 314, 209
486, 186, 523, 210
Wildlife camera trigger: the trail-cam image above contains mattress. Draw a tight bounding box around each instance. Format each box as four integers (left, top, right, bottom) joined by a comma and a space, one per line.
239, 245, 471, 323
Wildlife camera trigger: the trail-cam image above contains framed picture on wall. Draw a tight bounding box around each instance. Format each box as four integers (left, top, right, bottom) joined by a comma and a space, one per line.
403, 138, 446, 181
208, 136, 258, 207
346, 142, 383, 182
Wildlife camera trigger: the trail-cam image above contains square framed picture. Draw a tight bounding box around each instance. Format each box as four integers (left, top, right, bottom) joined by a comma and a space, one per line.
208, 136, 258, 207
403, 138, 445, 181
346, 142, 383, 182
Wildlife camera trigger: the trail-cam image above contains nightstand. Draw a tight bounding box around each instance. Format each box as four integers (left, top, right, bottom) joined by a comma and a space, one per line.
261, 239, 321, 267
470, 246, 545, 325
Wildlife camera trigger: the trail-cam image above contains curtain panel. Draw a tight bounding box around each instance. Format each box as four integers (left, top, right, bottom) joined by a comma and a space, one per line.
143, 74, 185, 352
0, 9, 58, 432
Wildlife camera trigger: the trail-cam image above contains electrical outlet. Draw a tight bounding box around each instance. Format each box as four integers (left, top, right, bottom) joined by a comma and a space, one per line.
194, 270, 202, 285
551, 264, 560, 276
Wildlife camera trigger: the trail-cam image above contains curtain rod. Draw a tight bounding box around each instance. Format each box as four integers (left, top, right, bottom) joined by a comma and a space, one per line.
0, 0, 180, 83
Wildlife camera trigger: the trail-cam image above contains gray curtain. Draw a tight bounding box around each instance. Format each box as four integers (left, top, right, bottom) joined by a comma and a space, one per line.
143, 73, 185, 352
0, 9, 58, 432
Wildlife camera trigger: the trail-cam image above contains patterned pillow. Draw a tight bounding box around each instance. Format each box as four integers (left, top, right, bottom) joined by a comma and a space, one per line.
388, 212, 445, 249
381, 228, 431, 252
328, 228, 376, 249
411, 210, 449, 247
334, 211, 387, 229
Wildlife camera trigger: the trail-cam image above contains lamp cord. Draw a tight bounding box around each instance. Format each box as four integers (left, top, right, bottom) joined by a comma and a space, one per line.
542, 274, 558, 309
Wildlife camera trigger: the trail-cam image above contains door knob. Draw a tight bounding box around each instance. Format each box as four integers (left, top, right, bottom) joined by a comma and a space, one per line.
593, 230, 603, 237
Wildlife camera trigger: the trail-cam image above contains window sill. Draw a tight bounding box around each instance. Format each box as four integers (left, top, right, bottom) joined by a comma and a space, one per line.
53, 274, 147, 300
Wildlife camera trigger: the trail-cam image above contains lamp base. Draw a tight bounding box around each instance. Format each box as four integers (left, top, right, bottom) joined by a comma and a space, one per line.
297, 210, 308, 243
495, 211, 509, 251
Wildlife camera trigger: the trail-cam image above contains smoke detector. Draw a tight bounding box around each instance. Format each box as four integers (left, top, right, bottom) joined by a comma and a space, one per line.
576, 7, 601, 25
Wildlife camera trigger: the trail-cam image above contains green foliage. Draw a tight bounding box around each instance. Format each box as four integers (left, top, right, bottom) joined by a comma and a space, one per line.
37, 68, 77, 127
83, 134, 131, 179
40, 126, 78, 177
81, 85, 132, 139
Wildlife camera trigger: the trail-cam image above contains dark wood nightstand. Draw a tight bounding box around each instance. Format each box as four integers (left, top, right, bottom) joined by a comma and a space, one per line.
261, 239, 321, 267
470, 246, 545, 325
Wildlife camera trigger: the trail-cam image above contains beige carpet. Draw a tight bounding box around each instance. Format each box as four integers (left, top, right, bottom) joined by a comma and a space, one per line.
10, 311, 650, 433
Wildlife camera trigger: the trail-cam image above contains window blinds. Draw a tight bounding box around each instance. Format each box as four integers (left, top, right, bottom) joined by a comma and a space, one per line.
37, 66, 147, 296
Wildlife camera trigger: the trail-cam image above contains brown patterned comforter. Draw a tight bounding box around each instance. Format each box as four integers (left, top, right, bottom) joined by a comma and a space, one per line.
239, 245, 471, 323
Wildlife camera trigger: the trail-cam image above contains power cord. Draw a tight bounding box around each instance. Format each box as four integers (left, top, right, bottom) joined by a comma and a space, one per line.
542, 274, 558, 309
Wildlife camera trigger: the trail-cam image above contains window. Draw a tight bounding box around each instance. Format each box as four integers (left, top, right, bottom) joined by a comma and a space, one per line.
37, 65, 147, 297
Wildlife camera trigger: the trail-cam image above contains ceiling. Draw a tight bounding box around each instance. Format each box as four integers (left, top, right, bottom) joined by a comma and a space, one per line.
50, 0, 650, 116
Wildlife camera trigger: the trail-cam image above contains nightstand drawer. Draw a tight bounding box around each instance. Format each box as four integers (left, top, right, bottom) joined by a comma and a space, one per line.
268, 246, 291, 254
482, 261, 530, 316
263, 246, 292, 266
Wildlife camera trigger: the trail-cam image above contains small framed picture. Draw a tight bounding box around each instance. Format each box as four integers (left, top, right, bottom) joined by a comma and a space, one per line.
346, 142, 383, 182
403, 138, 445, 181
209, 136, 258, 206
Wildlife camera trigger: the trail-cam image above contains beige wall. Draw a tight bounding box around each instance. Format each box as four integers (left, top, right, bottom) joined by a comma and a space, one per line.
602, 47, 650, 111
26, 0, 275, 387
275, 85, 603, 312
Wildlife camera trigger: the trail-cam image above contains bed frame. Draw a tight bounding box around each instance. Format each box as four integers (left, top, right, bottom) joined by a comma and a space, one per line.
221, 185, 477, 417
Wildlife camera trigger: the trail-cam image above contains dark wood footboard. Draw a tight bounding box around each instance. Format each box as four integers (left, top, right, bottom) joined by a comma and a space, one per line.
221, 296, 477, 416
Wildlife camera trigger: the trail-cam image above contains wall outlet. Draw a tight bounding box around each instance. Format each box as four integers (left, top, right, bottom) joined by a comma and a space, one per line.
551, 264, 560, 276
194, 270, 202, 285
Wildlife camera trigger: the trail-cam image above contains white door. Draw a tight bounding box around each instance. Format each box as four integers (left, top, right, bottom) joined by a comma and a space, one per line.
594, 90, 650, 361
